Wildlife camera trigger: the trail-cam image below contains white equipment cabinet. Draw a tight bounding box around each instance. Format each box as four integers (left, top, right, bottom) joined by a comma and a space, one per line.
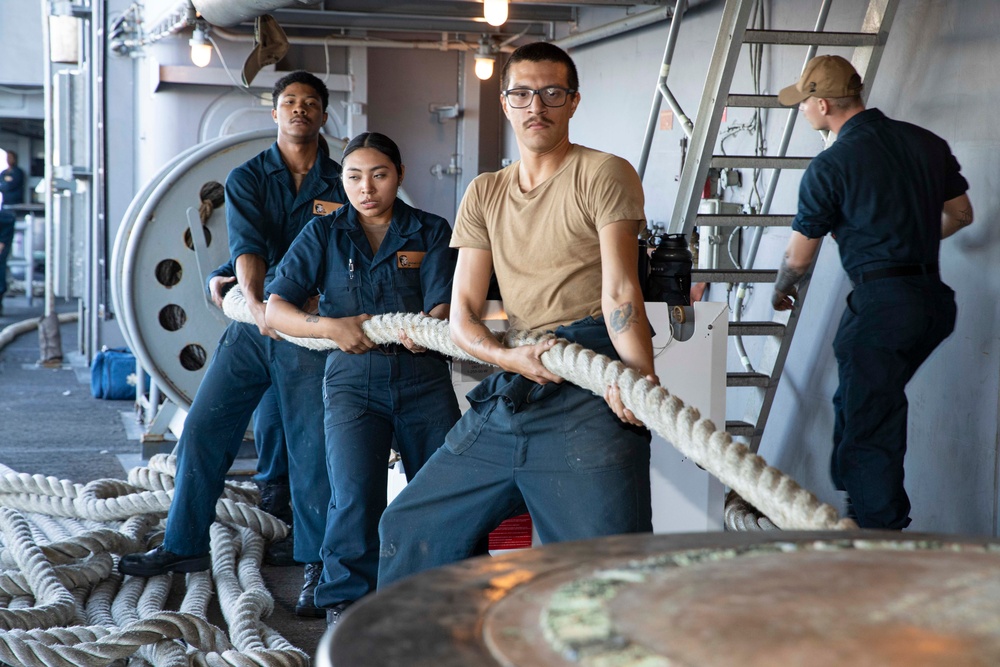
647, 300, 728, 533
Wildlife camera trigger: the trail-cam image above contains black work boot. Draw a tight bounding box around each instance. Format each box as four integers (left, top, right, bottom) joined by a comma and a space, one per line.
258, 481, 293, 524
295, 562, 325, 618
325, 600, 354, 626
118, 546, 210, 577
259, 480, 296, 566
263, 529, 296, 566
845, 497, 859, 523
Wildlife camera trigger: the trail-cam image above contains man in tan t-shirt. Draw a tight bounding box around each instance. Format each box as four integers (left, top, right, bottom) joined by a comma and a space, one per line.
378, 42, 657, 588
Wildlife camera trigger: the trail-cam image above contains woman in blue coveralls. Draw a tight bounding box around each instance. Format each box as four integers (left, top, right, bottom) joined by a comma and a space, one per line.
265, 132, 461, 624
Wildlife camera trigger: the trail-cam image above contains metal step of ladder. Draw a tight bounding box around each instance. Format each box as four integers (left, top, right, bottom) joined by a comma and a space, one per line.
654, 0, 899, 452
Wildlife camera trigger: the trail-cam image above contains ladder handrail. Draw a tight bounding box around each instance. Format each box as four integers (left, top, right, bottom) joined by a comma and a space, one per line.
637, 0, 691, 181
667, 0, 756, 235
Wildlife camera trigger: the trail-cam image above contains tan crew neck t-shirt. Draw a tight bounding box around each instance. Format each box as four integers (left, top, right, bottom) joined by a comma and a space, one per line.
451, 144, 646, 333
359, 219, 389, 254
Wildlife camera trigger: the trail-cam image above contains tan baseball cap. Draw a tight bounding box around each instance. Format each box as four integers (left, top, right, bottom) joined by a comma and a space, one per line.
241, 15, 289, 87
777, 55, 863, 106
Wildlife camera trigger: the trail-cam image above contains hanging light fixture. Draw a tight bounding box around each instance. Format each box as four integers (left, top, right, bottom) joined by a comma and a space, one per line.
189, 25, 213, 68
483, 0, 509, 27
474, 38, 496, 81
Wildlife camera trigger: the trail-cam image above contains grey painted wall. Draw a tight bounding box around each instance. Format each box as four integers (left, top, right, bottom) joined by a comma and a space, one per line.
0, 0, 44, 86
367, 48, 465, 222
566, 0, 1000, 536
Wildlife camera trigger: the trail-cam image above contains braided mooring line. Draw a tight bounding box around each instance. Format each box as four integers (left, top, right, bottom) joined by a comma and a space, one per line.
225, 287, 853, 532
224, 285, 484, 361
0, 454, 305, 667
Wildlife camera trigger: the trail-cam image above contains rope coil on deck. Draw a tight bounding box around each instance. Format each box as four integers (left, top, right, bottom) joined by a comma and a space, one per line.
0, 458, 305, 667
224, 286, 854, 532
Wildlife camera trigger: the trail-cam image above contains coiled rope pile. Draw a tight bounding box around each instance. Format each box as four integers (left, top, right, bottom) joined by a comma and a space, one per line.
0, 455, 306, 667
224, 287, 854, 533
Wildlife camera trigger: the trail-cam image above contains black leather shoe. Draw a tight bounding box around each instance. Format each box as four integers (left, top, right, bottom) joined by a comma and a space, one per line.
258, 480, 293, 525
118, 546, 210, 577
263, 530, 296, 567
845, 497, 859, 522
295, 562, 325, 618
259, 480, 296, 566
325, 600, 354, 626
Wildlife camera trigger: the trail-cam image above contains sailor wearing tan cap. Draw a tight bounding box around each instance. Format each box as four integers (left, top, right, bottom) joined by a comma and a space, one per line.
771, 55, 974, 530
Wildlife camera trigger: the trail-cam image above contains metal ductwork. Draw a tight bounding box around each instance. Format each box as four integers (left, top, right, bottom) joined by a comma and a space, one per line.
191, 0, 319, 28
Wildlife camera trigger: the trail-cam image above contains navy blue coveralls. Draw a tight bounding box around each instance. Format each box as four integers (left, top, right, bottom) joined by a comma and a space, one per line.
377, 316, 653, 589
164, 143, 346, 563
269, 199, 461, 608
793, 108, 968, 529
0, 164, 25, 301
208, 260, 288, 487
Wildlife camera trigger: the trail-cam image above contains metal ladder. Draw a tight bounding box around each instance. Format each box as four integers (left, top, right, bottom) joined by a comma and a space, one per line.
651, 0, 899, 452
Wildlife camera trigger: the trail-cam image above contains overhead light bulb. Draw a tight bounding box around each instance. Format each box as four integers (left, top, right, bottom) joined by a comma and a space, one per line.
483, 0, 508, 27
189, 27, 212, 68
474, 54, 495, 80
474, 38, 496, 80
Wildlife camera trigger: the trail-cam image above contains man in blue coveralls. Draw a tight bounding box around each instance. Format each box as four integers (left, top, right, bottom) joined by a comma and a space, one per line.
771, 56, 974, 530
120, 71, 346, 618
0, 150, 26, 315
378, 42, 657, 588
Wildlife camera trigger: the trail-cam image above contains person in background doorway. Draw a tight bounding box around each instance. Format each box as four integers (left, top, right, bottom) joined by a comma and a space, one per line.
119, 71, 346, 619
266, 131, 461, 626
377, 42, 657, 590
771, 55, 974, 530
0, 150, 26, 316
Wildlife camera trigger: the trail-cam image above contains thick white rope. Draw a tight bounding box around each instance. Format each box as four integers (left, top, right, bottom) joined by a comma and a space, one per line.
0, 453, 306, 667
0, 456, 287, 542
225, 286, 853, 532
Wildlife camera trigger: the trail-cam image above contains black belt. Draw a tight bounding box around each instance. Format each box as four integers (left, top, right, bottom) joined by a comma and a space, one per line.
374, 343, 408, 355
851, 262, 938, 287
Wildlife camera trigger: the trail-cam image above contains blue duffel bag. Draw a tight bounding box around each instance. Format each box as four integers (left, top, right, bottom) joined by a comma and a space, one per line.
90, 347, 141, 400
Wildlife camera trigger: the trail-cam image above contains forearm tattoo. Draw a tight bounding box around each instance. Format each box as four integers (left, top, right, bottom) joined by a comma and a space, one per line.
609, 302, 635, 337
467, 313, 488, 347
774, 258, 806, 295
304, 313, 321, 338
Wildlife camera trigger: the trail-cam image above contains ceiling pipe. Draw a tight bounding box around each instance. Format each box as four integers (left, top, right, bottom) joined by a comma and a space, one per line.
211, 26, 516, 53
552, 6, 673, 50
191, 0, 319, 28
269, 5, 565, 28
551, 0, 718, 51
110, 1, 193, 54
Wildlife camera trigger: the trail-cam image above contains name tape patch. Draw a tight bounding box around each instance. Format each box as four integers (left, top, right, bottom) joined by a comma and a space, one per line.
396, 251, 425, 269
313, 200, 343, 216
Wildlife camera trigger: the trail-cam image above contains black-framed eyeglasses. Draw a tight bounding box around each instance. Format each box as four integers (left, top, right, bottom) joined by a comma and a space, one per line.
502, 86, 577, 109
